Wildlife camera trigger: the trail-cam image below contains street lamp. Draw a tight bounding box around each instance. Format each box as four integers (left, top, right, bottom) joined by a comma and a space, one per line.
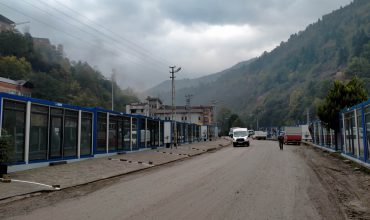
170, 66, 181, 148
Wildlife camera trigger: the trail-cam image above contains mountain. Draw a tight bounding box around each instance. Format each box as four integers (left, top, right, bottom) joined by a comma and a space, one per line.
145, 58, 256, 105
146, 0, 370, 127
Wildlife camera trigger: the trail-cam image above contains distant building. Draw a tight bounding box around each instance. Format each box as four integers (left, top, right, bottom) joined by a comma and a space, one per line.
126, 101, 149, 116
32, 37, 51, 46
32, 37, 64, 57
147, 97, 163, 117
152, 105, 214, 125
0, 77, 33, 97
126, 97, 214, 125
0, 14, 15, 32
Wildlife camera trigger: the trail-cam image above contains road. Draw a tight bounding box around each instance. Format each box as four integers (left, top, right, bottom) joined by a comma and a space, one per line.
3, 140, 355, 220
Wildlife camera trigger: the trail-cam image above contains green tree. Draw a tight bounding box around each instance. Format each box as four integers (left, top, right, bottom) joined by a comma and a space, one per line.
228, 114, 245, 129
232, 117, 245, 127
0, 56, 32, 79
0, 31, 33, 58
317, 76, 368, 148
216, 107, 232, 135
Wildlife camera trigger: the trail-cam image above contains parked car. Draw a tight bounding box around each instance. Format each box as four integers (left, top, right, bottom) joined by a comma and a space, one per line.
253, 131, 267, 140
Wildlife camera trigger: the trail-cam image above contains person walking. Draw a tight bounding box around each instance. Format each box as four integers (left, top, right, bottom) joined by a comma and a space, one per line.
278, 134, 284, 150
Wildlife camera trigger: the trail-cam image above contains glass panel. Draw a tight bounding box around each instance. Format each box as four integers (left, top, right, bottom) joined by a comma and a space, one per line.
195, 125, 200, 141
50, 116, 62, 158
2, 100, 26, 162
330, 129, 335, 149
97, 113, 107, 152
64, 115, 78, 157
117, 118, 123, 151
177, 123, 181, 143
365, 105, 370, 160
51, 108, 63, 115
81, 116, 92, 156
160, 122, 164, 146
148, 120, 154, 147
29, 105, 48, 161
357, 109, 364, 158
323, 127, 328, 147
65, 110, 78, 117
188, 124, 193, 142
109, 116, 118, 151
153, 121, 159, 146
139, 119, 146, 148
344, 112, 355, 155
131, 118, 138, 150
314, 123, 319, 144
352, 112, 359, 156
123, 116, 131, 151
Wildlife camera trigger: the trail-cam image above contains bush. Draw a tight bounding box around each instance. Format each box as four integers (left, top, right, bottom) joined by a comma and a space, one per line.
0, 130, 13, 164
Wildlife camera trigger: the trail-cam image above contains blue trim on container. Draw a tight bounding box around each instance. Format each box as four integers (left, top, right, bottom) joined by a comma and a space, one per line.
0, 92, 93, 112
94, 151, 108, 154
6, 161, 26, 166
80, 154, 93, 158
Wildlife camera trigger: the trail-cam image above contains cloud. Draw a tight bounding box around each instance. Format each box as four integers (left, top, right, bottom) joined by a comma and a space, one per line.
0, 0, 353, 90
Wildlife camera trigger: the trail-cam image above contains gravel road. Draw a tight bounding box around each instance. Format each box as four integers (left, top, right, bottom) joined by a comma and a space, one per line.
3, 140, 369, 220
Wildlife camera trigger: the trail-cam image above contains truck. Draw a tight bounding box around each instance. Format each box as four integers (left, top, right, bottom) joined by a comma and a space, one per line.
283, 126, 302, 145
253, 131, 267, 140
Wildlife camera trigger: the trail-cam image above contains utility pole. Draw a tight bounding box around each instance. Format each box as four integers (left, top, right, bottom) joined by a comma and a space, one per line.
185, 94, 193, 123
170, 66, 181, 148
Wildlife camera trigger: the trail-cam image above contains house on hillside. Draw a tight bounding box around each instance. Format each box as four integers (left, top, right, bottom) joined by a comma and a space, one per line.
0, 77, 33, 97
32, 37, 51, 46
0, 14, 15, 32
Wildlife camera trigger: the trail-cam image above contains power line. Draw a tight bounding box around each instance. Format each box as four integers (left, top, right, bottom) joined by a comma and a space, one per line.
0, 2, 92, 47
22, 0, 166, 71
0, 1, 166, 75
38, 0, 168, 69
53, 0, 171, 66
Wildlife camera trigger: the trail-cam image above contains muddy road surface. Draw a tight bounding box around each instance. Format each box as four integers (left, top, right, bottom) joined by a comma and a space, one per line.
1, 140, 370, 220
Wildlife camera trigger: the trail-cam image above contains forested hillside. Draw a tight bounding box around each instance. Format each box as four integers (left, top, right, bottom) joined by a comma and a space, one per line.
147, 0, 370, 127
0, 31, 138, 111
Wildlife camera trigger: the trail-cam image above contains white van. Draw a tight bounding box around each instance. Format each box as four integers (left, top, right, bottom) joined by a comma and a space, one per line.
232, 128, 250, 147
229, 127, 240, 137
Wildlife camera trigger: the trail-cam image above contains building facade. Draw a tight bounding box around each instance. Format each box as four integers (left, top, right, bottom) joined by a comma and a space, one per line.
0, 77, 33, 97
0, 14, 14, 32
126, 97, 214, 125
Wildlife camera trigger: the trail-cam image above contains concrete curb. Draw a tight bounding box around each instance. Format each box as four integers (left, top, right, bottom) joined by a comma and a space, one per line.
0, 140, 232, 203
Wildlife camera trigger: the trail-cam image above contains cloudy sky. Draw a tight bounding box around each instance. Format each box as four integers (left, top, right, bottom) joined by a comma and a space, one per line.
0, 0, 352, 91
